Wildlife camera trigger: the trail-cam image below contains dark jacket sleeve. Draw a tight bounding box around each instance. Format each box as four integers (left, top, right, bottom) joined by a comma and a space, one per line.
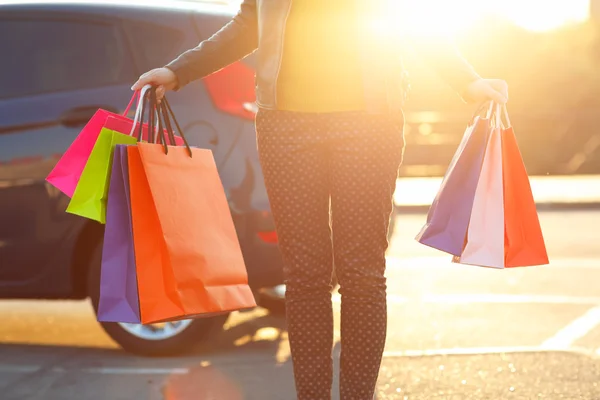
165, 0, 259, 89
412, 36, 481, 101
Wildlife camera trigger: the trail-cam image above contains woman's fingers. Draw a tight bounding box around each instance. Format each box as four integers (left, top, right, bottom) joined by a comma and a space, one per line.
155, 85, 166, 103
131, 69, 158, 91
131, 69, 177, 102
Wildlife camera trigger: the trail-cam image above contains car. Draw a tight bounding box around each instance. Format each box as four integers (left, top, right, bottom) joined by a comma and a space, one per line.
0, 0, 287, 357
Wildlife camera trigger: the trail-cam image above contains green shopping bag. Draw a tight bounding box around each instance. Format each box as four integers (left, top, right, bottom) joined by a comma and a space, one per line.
66, 126, 137, 223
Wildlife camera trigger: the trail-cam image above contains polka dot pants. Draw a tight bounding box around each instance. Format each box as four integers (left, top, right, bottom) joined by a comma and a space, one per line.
256, 109, 405, 400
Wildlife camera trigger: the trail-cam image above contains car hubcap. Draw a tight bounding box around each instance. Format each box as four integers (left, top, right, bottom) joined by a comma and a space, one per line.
260, 284, 286, 299
118, 320, 193, 340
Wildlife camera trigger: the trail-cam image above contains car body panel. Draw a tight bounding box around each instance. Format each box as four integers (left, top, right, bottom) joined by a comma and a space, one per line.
0, 0, 281, 299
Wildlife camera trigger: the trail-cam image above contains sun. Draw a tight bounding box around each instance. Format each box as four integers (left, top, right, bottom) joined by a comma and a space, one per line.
498, 0, 590, 32
387, 0, 486, 36
385, 0, 590, 36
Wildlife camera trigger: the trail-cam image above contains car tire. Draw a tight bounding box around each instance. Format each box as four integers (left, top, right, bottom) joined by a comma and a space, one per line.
87, 242, 230, 357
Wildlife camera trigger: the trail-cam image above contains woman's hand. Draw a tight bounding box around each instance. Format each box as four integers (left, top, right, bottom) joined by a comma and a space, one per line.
465, 78, 509, 105
131, 68, 179, 102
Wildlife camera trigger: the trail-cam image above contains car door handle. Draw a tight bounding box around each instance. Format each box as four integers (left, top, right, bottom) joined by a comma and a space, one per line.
59, 106, 116, 128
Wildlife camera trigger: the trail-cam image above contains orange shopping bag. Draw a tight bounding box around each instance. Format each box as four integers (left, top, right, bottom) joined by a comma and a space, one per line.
128, 93, 256, 324
501, 106, 549, 267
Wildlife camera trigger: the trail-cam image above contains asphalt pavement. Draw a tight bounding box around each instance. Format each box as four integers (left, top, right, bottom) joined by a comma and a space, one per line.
1, 208, 600, 399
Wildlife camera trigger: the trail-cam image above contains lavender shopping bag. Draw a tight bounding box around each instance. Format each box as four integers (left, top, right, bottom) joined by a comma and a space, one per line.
97, 145, 140, 323
415, 114, 493, 256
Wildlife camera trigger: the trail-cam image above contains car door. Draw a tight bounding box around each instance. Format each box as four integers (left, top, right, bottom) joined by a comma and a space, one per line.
0, 10, 137, 297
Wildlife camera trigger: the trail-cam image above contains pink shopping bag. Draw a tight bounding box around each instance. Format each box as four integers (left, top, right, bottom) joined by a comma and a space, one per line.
46, 91, 140, 198
454, 106, 505, 268
46, 92, 139, 197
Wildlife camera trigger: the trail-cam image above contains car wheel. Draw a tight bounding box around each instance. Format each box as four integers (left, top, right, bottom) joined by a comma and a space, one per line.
87, 242, 229, 357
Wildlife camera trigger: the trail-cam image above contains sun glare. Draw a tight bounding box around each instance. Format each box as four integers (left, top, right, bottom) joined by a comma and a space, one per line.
498, 0, 590, 32
223, 0, 590, 34
386, 0, 590, 36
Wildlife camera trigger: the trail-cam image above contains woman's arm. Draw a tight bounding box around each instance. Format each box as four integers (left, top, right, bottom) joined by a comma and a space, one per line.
412, 37, 480, 98
166, 0, 259, 89
409, 35, 508, 104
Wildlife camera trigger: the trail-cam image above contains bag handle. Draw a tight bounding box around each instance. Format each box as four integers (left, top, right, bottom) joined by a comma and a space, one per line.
501, 104, 512, 129
129, 85, 154, 136
133, 86, 163, 143
145, 87, 184, 155
471, 100, 496, 122
153, 91, 172, 155
488, 102, 499, 128
157, 103, 177, 147
132, 86, 193, 157
122, 90, 140, 116
135, 88, 154, 142
491, 103, 512, 129
161, 96, 193, 157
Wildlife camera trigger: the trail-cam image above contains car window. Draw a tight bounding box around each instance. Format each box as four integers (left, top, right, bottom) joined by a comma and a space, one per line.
0, 18, 134, 99
124, 21, 185, 72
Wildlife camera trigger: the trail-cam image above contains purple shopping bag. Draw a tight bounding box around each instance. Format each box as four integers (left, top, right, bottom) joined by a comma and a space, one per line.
415, 113, 493, 256
97, 145, 141, 323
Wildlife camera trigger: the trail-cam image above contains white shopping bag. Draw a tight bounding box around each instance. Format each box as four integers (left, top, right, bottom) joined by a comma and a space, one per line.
454, 104, 505, 268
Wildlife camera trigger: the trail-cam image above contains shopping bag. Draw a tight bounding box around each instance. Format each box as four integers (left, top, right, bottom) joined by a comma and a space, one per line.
97, 145, 141, 323
502, 118, 549, 267
65, 127, 138, 223
129, 96, 256, 324
415, 104, 494, 256
65, 88, 184, 223
46, 91, 140, 197
453, 112, 505, 268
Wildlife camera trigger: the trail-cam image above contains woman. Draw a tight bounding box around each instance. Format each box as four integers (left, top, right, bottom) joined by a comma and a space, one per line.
133, 1, 508, 398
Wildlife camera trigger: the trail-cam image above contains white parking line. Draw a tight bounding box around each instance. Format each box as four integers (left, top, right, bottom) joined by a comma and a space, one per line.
62, 367, 190, 375
419, 294, 600, 305
541, 305, 600, 349
385, 256, 600, 269
382, 345, 596, 358
0, 365, 39, 373
332, 293, 600, 306
0, 365, 190, 375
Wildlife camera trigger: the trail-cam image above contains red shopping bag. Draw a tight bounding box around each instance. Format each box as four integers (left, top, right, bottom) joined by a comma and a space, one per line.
502, 118, 549, 267
128, 94, 256, 324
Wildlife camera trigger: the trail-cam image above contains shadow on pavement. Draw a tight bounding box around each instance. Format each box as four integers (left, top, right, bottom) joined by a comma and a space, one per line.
0, 312, 297, 399
195, 311, 288, 356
